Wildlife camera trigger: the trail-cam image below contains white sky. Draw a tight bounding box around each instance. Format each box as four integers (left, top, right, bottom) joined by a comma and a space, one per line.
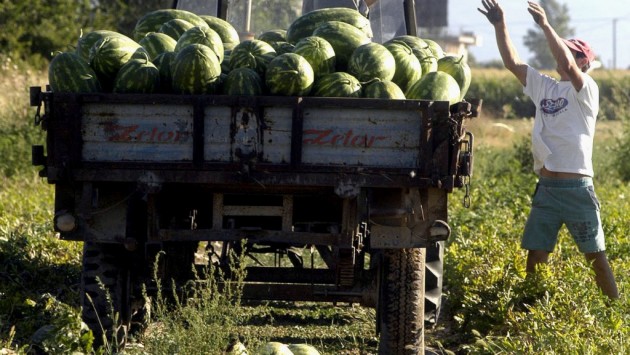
448, 0, 630, 69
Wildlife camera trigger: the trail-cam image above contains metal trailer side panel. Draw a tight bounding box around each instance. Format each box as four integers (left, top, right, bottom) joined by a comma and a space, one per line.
300, 106, 421, 167
82, 104, 194, 162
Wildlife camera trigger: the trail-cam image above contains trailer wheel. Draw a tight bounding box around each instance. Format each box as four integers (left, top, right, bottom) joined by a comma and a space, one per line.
81, 242, 134, 348
377, 248, 425, 354
425, 241, 444, 324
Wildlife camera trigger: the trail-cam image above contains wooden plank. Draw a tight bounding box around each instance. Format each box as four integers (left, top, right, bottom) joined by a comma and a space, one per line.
81, 103, 194, 161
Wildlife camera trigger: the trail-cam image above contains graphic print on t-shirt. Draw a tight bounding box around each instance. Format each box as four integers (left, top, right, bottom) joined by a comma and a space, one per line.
540, 97, 568, 115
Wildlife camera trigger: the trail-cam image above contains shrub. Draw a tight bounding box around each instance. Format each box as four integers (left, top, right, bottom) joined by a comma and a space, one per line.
613, 121, 630, 181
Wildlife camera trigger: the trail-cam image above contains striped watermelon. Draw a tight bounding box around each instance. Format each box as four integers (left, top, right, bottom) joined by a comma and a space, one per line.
385, 35, 427, 53
423, 38, 445, 59
286, 7, 372, 44
221, 50, 231, 74
363, 80, 405, 99
265, 53, 314, 96
171, 43, 221, 94
415, 47, 438, 76
199, 15, 240, 52
76, 30, 128, 62
133, 9, 209, 41
174, 26, 224, 63
311, 72, 362, 98
405, 71, 461, 106
384, 42, 422, 92
270, 41, 295, 55
293, 36, 336, 79
228, 39, 277, 77
223, 68, 265, 96
257, 29, 287, 44
49, 52, 101, 93
386, 35, 437, 75
347, 42, 395, 82
312, 21, 371, 71
437, 55, 472, 100
153, 51, 176, 93
113, 54, 160, 93
139, 32, 177, 60
159, 19, 195, 40
89, 36, 148, 90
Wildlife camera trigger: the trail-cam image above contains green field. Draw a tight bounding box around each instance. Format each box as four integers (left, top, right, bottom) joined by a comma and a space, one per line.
1, 62, 629, 354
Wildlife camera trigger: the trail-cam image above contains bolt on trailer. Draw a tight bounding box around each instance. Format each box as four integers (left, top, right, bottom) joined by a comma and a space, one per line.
31, 0, 480, 353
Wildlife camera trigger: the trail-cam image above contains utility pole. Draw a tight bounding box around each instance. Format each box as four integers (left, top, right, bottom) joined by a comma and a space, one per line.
612, 18, 617, 69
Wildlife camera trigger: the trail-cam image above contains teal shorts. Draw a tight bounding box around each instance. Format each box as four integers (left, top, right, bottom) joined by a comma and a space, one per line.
522, 176, 606, 253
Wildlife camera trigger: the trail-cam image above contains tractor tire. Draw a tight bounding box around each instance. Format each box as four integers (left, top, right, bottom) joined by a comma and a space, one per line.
377, 248, 426, 354
425, 241, 444, 324
81, 242, 136, 348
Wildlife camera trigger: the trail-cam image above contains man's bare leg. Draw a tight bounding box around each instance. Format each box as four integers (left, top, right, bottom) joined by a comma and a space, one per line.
585, 251, 619, 299
526, 249, 550, 273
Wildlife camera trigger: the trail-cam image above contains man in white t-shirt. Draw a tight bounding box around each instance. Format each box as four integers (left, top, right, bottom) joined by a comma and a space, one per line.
478, 0, 619, 299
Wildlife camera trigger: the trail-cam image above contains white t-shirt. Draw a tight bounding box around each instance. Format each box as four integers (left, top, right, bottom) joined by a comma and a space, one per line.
523, 66, 599, 177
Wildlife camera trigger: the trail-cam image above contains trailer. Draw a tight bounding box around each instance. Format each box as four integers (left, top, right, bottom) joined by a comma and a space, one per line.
31, 1, 479, 353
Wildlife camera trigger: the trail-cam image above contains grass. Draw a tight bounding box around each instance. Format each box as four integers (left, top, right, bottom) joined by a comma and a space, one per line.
1, 62, 629, 354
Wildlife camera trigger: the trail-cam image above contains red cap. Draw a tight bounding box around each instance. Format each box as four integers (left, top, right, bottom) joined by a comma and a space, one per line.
562, 38, 595, 63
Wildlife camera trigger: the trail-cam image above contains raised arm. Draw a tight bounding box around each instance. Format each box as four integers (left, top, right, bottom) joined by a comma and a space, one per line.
527, 1, 584, 91
478, 0, 528, 86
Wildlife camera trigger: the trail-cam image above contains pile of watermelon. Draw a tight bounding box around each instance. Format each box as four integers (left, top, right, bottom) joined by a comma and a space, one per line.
49, 7, 471, 105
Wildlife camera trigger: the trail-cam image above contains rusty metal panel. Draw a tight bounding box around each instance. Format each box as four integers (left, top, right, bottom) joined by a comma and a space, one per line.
203, 105, 232, 161
301, 106, 422, 167
261, 106, 293, 164
81, 104, 194, 161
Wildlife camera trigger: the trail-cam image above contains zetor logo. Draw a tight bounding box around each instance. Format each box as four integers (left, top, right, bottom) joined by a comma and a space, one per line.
303, 129, 387, 148
103, 121, 191, 143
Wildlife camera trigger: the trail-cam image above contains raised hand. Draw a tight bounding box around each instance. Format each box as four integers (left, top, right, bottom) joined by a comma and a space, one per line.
478, 0, 504, 25
527, 1, 548, 27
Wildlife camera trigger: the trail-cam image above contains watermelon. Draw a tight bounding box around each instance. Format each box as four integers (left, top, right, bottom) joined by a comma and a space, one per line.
271, 41, 295, 55
199, 15, 240, 51
76, 30, 129, 62
139, 32, 177, 60
385, 35, 437, 75
48, 52, 101, 93
437, 55, 472, 100
88, 36, 148, 90
113, 54, 160, 93
221, 50, 231, 74
223, 68, 265, 96
228, 39, 277, 77
133, 9, 209, 41
265, 53, 314, 96
293, 36, 335, 79
174, 26, 224, 63
312, 21, 371, 71
311, 72, 362, 98
286, 7, 372, 44
171, 43, 221, 94
258, 342, 293, 355
416, 47, 438, 75
363, 80, 405, 99
257, 29, 287, 44
423, 38, 445, 59
153, 51, 176, 93
384, 41, 422, 92
288, 343, 321, 355
347, 42, 395, 82
385, 35, 427, 52
159, 19, 196, 40
405, 71, 461, 106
